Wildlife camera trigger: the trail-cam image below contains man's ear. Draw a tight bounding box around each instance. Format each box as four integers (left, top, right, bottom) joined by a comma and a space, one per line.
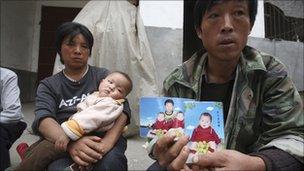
196, 27, 202, 39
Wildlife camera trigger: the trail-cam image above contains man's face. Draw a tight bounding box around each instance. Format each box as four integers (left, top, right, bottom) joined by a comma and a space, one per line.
165, 102, 174, 113
200, 116, 211, 129
196, 0, 251, 62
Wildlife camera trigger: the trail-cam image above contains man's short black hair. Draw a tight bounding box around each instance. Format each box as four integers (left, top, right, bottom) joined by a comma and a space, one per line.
55, 22, 94, 64
164, 99, 174, 106
194, 0, 258, 30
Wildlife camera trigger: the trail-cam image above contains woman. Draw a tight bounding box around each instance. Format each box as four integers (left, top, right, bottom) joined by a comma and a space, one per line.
31, 22, 131, 170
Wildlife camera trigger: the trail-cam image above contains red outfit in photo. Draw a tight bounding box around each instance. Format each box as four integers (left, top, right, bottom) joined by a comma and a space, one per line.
153, 120, 168, 130
172, 119, 184, 128
191, 126, 221, 144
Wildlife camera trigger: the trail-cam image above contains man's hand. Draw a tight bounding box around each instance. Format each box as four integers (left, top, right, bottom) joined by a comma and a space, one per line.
54, 134, 70, 152
191, 149, 266, 171
153, 134, 190, 170
67, 136, 103, 167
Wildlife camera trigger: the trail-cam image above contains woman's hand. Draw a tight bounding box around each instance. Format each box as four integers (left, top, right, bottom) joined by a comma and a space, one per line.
191, 149, 266, 171
96, 137, 114, 156
67, 136, 103, 167
152, 134, 190, 170
54, 134, 70, 152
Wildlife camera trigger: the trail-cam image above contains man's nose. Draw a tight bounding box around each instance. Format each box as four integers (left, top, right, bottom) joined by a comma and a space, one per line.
221, 14, 233, 33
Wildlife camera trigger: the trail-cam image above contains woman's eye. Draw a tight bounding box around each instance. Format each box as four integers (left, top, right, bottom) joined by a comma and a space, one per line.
82, 45, 88, 49
66, 42, 75, 46
208, 13, 219, 19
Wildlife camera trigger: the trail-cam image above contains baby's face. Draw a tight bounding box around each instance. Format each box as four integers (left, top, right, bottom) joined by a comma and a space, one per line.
200, 116, 211, 129
157, 114, 165, 121
176, 113, 184, 121
98, 72, 130, 99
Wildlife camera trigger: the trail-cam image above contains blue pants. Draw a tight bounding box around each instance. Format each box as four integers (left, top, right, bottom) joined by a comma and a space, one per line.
0, 122, 26, 171
147, 162, 167, 171
48, 135, 128, 171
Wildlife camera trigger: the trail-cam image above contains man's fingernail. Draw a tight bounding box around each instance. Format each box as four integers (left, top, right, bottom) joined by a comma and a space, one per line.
192, 155, 198, 163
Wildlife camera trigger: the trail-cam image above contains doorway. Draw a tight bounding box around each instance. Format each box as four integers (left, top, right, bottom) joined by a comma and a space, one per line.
183, 1, 202, 62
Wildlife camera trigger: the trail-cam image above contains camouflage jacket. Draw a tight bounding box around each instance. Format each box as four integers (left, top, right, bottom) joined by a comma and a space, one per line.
163, 46, 304, 157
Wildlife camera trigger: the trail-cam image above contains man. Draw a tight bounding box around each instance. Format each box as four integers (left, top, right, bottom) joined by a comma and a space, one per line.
147, 0, 303, 170
0, 67, 27, 170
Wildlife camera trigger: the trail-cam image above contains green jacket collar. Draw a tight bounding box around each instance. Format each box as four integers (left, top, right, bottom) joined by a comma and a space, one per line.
164, 46, 267, 93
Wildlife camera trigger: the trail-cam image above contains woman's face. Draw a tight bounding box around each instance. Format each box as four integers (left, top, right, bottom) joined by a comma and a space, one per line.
60, 34, 90, 70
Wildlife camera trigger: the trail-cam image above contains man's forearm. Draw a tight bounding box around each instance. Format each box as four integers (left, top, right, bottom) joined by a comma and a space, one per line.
39, 117, 66, 143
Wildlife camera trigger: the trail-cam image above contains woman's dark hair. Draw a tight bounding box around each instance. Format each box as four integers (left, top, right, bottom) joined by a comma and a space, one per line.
194, 0, 258, 30
55, 22, 94, 64
164, 99, 174, 106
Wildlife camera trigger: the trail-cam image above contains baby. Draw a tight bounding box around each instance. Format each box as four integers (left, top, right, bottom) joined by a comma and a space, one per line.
15, 71, 133, 171
190, 112, 221, 153
60, 71, 132, 142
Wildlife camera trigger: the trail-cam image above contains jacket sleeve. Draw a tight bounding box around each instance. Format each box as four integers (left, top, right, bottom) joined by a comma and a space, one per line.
259, 58, 304, 158
0, 70, 23, 123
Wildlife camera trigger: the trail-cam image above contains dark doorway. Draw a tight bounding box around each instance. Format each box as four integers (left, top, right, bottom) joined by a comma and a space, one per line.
183, 1, 202, 62
37, 6, 82, 83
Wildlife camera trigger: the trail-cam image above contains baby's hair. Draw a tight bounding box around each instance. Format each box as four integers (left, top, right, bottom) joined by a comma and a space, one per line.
199, 112, 212, 122
110, 71, 133, 95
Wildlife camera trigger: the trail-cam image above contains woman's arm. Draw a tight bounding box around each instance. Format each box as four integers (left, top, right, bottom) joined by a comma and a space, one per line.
97, 113, 127, 155
38, 117, 66, 143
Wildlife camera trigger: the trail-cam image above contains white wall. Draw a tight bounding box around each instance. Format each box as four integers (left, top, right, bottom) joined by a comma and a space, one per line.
0, 1, 88, 72
250, 0, 265, 38
140, 0, 265, 38
140, 1, 183, 29
1, 1, 36, 71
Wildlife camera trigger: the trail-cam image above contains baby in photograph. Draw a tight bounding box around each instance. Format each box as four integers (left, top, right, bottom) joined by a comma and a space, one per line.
190, 112, 221, 154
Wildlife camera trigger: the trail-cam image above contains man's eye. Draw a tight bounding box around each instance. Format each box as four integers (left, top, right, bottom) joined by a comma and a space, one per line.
235, 10, 245, 16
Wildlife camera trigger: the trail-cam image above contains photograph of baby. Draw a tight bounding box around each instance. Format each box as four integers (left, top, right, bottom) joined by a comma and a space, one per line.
183, 101, 224, 163
140, 97, 187, 140
140, 97, 225, 162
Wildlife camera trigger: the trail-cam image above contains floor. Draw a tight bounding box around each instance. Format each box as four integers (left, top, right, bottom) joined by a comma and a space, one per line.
9, 103, 154, 170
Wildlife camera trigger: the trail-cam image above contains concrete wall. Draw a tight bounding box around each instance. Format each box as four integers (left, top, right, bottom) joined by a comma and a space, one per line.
0, 1, 88, 102
145, 27, 183, 90
248, 37, 304, 91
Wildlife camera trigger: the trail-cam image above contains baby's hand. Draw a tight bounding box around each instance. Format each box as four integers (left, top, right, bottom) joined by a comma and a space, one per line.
55, 134, 70, 152
208, 141, 216, 150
